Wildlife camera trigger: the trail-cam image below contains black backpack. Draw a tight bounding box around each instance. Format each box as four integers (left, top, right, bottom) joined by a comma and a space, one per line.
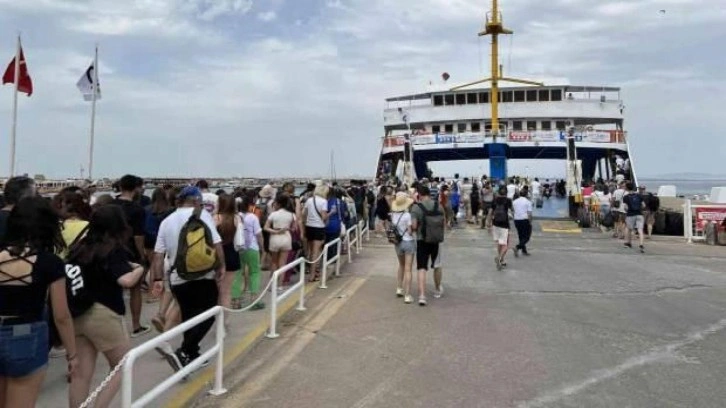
493, 200, 508, 225
417, 202, 445, 243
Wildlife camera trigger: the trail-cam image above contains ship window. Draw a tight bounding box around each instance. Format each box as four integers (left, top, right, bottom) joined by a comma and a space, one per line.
455, 94, 466, 105
457, 123, 467, 133
541, 121, 552, 130
551, 89, 562, 101
444, 124, 454, 133
471, 122, 481, 132
479, 92, 489, 103
433, 95, 444, 106
467, 93, 478, 104
555, 121, 567, 130
526, 90, 537, 102
432, 125, 441, 133
512, 121, 523, 131
502, 91, 513, 103
538, 90, 550, 102
444, 94, 454, 105
513, 90, 525, 102
526, 121, 537, 130
484, 122, 492, 131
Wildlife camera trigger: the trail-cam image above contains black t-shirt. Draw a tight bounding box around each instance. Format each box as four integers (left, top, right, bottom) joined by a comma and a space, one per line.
492, 196, 513, 229
0, 251, 65, 320
623, 193, 643, 217
79, 248, 134, 316
112, 198, 145, 262
0, 209, 11, 243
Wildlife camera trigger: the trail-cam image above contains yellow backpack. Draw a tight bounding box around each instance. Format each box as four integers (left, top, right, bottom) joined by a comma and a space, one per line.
173, 208, 219, 280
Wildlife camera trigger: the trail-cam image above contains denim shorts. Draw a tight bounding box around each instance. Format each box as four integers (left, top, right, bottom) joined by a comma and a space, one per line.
0, 321, 49, 377
395, 240, 416, 256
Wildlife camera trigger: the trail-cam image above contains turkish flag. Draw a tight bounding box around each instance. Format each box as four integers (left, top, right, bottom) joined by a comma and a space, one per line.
2, 47, 33, 96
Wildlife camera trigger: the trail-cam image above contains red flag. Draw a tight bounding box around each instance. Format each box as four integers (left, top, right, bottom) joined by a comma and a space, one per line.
2, 47, 33, 96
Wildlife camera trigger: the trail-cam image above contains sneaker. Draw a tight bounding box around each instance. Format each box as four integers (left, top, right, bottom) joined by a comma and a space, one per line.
155, 343, 184, 372
624, 243, 632, 249
433, 284, 444, 299
131, 325, 151, 338
522, 250, 531, 256
418, 297, 427, 306
404, 295, 413, 304
639, 245, 645, 253
396, 288, 404, 298
49, 347, 66, 359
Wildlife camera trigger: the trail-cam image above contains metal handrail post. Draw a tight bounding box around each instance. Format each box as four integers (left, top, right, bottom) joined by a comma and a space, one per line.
209, 308, 227, 396
355, 223, 361, 253
335, 239, 342, 276
297, 261, 307, 311
121, 354, 136, 407
267, 277, 279, 338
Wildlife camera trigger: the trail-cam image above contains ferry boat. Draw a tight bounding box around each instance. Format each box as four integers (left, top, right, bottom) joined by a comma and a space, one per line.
376, 1, 636, 192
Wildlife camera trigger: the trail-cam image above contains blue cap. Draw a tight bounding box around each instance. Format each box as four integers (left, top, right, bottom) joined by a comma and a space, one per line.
178, 186, 202, 200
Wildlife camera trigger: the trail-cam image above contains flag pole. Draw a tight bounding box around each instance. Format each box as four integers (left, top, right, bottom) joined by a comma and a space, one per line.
88, 44, 98, 181
9, 34, 20, 177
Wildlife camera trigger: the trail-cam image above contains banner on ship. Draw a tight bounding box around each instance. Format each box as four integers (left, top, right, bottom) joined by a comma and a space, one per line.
694, 207, 726, 232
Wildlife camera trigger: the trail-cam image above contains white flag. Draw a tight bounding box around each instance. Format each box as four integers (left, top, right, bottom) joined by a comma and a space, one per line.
76, 63, 101, 101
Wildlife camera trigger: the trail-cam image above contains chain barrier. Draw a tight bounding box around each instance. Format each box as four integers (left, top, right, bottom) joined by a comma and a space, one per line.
77, 354, 129, 408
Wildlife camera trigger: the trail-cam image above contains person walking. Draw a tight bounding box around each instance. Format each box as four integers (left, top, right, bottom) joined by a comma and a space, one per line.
623, 182, 646, 253
410, 186, 445, 306
512, 186, 533, 257
488, 186, 513, 270
152, 186, 225, 370
389, 192, 415, 304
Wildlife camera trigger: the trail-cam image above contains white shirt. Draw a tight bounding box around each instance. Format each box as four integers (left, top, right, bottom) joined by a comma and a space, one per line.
613, 189, 626, 213
241, 213, 262, 251
267, 209, 295, 230
202, 192, 219, 215
155, 207, 222, 286
531, 180, 541, 197
595, 191, 612, 207
389, 211, 414, 241
305, 196, 328, 228
506, 184, 517, 199
512, 197, 533, 221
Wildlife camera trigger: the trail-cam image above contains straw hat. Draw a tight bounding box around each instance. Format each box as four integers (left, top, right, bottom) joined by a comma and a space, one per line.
259, 184, 275, 199
391, 192, 414, 212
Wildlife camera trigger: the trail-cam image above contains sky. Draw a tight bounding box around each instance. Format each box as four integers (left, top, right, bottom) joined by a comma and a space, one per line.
0, 0, 724, 180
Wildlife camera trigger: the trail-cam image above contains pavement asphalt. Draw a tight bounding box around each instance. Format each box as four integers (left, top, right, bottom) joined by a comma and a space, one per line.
193, 222, 726, 408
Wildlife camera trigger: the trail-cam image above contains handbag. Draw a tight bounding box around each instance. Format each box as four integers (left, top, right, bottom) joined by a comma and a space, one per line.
386, 213, 404, 244
233, 214, 245, 251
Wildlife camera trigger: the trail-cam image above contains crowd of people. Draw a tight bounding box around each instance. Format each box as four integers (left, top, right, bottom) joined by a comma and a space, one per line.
0, 175, 377, 407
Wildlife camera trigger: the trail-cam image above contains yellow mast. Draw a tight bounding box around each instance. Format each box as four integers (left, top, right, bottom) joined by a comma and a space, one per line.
451, 0, 543, 142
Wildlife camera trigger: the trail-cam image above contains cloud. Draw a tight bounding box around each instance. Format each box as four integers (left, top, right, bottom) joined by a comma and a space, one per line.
257, 11, 277, 22
0, 0, 725, 179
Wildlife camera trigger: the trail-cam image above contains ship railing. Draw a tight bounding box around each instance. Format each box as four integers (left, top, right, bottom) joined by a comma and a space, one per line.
319, 237, 342, 290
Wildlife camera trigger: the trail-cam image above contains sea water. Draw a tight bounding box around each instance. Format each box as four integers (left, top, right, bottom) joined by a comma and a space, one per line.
639, 179, 726, 197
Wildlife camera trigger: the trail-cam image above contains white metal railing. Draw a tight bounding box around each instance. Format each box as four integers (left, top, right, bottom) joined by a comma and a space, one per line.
346, 224, 360, 263
319, 237, 342, 289
115, 228, 372, 407
122, 306, 226, 408
266, 258, 307, 338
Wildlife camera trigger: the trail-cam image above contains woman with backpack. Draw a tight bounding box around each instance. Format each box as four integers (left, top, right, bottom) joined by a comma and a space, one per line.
0, 197, 78, 408
66, 205, 145, 408
214, 194, 242, 309
389, 192, 415, 304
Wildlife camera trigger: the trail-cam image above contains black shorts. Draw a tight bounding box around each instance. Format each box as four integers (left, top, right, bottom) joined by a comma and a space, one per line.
416, 241, 439, 271
305, 226, 326, 242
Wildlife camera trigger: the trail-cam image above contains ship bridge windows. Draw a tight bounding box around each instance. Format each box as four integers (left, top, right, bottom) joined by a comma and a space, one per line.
501, 91, 513, 103
432, 125, 441, 133
551, 89, 562, 101
444, 94, 455, 105
433, 95, 444, 106
514, 90, 525, 102
444, 124, 454, 133
457, 123, 467, 133
541, 121, 552, 131
467, 93, 478, 104
555, 120, 567, 130
538, 90, 550, 102
455, 94, 466, 105
512, 121, 522, 131
526, 90, 537, 102
471, 122, 481, 132
526, 120, 537, 130
479, 92, 489, 104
